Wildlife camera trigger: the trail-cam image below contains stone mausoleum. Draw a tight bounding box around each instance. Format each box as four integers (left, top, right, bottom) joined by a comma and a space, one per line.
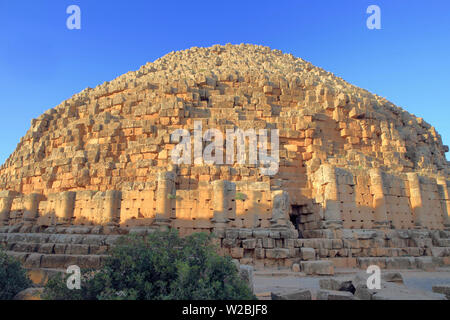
0, 44, 449, 272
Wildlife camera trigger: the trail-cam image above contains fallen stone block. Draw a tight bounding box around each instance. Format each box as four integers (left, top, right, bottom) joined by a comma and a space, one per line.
381, 272, 403, 284
352, 272, 446, 300
432, 285, 450, 299
316, 289, 355, 300
354, 283, 374, 300
319, 277, 355, 294
271, 289, 312, 300
301, 260, 334, 276
319, 278, 340, 291
371, 283, 446, 300
239, 264, 254, 293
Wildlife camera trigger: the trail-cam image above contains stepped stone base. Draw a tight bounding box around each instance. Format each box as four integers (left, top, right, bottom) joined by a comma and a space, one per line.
1, 225, 450, 271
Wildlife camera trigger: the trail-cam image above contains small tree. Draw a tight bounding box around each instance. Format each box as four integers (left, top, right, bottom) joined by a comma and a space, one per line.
43, 230, 255, 300
0, 248, 32, 300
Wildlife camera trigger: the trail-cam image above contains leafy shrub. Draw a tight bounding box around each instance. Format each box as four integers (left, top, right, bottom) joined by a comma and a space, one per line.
43, 230, 255, 300
0, 248, 32, 300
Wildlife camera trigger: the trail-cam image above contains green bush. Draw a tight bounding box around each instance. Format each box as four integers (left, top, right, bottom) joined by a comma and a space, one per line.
0, 248, 32, 300
43, 230, 255, 300
235, 192, 246, 201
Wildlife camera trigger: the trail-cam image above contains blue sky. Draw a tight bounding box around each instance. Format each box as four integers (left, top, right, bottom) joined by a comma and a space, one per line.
0, 0, 449, 163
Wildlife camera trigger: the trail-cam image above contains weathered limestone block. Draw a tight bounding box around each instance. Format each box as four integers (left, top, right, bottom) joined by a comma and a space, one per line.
415, 257, 438, 271
24, 253, 43, 268
262, 238, 274, 248
239, 229, 253, 239
230, 247, 244, 259
317, 290, 355, 300
265, 248, 290, 259
320, 278, 355, 292
300, 260, 334, 275
300, 247, 316, 260
242, 239, 256, 249
432, 284, 450, 299
271, 289, 312, 300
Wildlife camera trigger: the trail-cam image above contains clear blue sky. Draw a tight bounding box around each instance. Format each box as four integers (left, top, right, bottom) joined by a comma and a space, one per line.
0, 0, 449, 163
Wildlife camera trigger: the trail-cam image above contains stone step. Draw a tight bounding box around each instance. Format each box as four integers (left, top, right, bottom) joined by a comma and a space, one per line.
436, 239, 450, 247
5, 241, 111, 255
6, 251, 107, 269
0, 233, 122, 246
356, 256, 447, 270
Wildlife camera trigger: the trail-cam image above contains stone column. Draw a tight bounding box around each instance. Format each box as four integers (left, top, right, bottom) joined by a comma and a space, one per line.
270, 190, 291, 228
407, 173, 426, 228
369, 169, 390, 229
23, 193, 42, 225
437, 177, 450, 228
211, 180, 235, 230
0, 191, 17, 226
103, 190, 121, 226
155, 171, 175, 228
55, 191, 76, 226
321, 164, 343, 229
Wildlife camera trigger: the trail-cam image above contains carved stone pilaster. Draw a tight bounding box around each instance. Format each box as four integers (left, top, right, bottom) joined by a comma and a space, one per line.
55, 192, 76, 226
154, 171, 176, 228
369, 169, 390, 229
0, 190, 17, 226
